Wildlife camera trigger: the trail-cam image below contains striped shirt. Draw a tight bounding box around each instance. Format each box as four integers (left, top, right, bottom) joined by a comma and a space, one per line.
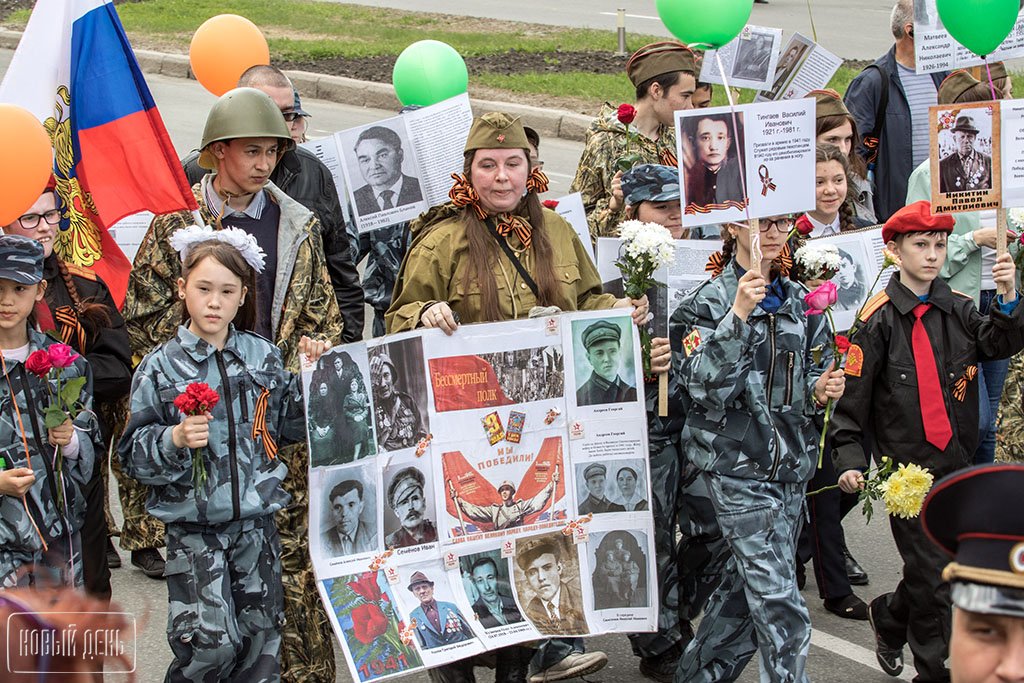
897, 62, 938, 168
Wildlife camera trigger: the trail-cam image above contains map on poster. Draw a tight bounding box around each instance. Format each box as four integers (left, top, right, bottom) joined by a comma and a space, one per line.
303, 311, 657, 680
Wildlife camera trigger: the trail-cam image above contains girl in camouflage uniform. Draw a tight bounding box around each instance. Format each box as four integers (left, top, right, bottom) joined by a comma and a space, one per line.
671, 218, 846, 682
120, 231, 327, 683
0, 234, 100, 589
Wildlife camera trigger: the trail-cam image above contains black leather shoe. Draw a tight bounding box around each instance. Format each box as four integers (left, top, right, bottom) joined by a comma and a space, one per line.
868, 596, 904, 676
638, 643, 682, 683
106, 538, 121, 569
844, 547, 869, 585
824, 594, 869, 620
131, 548, 166, 579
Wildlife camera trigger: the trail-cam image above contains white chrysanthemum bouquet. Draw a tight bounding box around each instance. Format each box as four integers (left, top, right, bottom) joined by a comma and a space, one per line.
615, 220, 676, 376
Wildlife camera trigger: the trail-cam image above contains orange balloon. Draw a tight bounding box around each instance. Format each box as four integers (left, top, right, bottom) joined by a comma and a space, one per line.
189, 14, 270, 97
0, 105, 53, 226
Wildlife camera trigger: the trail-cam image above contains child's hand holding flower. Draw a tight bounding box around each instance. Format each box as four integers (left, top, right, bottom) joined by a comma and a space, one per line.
47, 419, 74, 448
813, 367, 846, 405
172, 414, 212, 450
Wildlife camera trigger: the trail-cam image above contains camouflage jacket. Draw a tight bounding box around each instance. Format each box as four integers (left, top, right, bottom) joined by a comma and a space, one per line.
671, 262, 832, 483
570, 104, 679, 241
0, 330, 98, 577
358, 223, 411, 314
123, 177, 343, 373
119, 325, 306, 524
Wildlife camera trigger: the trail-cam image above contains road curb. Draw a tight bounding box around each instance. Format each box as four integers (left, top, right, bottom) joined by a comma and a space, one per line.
0, 29, 596, 142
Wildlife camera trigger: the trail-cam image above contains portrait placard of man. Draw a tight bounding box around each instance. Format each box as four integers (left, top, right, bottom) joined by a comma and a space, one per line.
322, 479, 377, 557
407, 570, 474, 649
577, 463, 615, 515
467, 555, 524, 629
352, 125, 423, 216
371, 350, 427, 451
682, 112, 746, 212
576, 320, 637, 407
939, 115, 993, 194
515, 536, 587, 636
385, 466, 437, 549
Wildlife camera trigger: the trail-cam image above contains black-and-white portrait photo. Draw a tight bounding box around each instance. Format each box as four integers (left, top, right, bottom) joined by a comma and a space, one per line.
834, 246, 868, 311
938, 111, 994, 194
346, 124, 424, 217
574, 458, 649, 515
369, 338, 429, 452
571, 318, 637, 407
309, 350, 376, 467
681, 112, 746, 214
320, 463, 379, 558
459, 550, 524, 630
731, 30, 774, 83
590, 530, 649, 610
762, 38, 810, 100
513, 533, 588, 636
383, 462, 438, 549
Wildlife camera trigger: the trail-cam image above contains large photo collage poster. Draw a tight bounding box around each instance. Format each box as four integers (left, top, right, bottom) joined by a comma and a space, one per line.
302, 311, 658, 681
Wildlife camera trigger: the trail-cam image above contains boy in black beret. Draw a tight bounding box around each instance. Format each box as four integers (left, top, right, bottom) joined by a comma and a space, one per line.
921, 464, 1024, 683
831, 200, 1024, 681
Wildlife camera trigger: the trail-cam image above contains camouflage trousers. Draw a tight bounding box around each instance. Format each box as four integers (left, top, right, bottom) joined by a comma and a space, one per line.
276, 442, 336, 683
677, 463, 726, 629
0, 531, 83, 589
629, 435, 684, 659
163, 516, 283, 683
676, 474, 810, 683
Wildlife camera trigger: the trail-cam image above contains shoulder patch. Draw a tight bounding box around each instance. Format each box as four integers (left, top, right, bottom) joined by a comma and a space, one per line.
858, 292, 890, 322
682, 329, 702, 356
845, 344, 864, 377
62, 262, 98, 281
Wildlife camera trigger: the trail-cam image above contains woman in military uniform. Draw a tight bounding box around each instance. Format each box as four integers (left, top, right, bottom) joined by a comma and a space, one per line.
387, 112, 655, 683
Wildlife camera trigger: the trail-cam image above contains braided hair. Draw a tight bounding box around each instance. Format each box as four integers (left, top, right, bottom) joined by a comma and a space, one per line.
52, 258, 112, 335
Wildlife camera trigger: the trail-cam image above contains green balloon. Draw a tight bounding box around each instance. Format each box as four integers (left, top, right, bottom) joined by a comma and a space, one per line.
392, 40, 469, 107
937, 0, 1019, 57
656, 0, 753, 49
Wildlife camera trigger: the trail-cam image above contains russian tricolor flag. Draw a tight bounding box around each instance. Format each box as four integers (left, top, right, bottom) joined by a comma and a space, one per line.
0, 0, 198, 305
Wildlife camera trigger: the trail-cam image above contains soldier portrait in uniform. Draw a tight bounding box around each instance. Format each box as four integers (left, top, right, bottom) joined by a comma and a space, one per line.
680, 111, 746, 214
320, 473, 379, 558
347, 124, 424, 218
404, 568, 475, 650
369, 338, 429, 452
938, 114, 993, 194
383, 464, 437, 549
834, 247, 868, 311
513, 533, 588, 636
309, 350, 376, 467
459, 551, 524, 629
572, 319, 637, 407
590, 530, 649, 610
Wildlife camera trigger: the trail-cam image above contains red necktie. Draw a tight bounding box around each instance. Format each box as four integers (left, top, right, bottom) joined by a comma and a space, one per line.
912, 303, 953, 450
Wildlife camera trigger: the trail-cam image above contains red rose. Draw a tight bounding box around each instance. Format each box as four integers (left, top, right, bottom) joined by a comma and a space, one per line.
347, 571, 383, 603
835, 335, 851, 354
542, 199, 559, 209
795, 215, 814, 236
174, 383, 220, 416
617, 103, 637, 125
351, 603, 388, 644
25, 349, 53, 378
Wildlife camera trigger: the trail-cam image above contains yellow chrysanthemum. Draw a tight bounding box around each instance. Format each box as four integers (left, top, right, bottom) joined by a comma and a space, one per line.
880, 463, 934, 519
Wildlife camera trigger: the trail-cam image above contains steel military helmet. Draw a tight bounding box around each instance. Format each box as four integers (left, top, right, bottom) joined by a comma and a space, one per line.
198, 87, 296, 170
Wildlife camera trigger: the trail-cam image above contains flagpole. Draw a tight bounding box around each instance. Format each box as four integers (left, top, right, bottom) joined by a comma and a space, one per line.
192, 210, 207, 228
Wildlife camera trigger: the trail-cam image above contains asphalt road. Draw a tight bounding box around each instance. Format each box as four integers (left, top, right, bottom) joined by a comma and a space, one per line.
0, 49, 917, 683
333, 0, 897, 60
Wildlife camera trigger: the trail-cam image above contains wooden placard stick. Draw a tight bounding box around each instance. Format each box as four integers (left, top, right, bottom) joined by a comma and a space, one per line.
997, 209, 1010, 296
658, 372, 668, 417
749, 218, 762, 267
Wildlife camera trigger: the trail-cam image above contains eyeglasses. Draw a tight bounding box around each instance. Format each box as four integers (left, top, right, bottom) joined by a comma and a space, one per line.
17, 210, 61, 229
281, 111, 309, 123
760, 218, 795, 233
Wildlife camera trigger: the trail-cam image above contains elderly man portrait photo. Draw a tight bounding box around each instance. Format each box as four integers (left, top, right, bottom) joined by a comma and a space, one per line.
515, 535, 588, 636
575, 320, 637, 407
352, 125, 423, 217
407, 570, 475, 649
939, 114, 993, 194
385, 466, 437, 549
321, 479, 377, 557
465, 554, 524, 629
